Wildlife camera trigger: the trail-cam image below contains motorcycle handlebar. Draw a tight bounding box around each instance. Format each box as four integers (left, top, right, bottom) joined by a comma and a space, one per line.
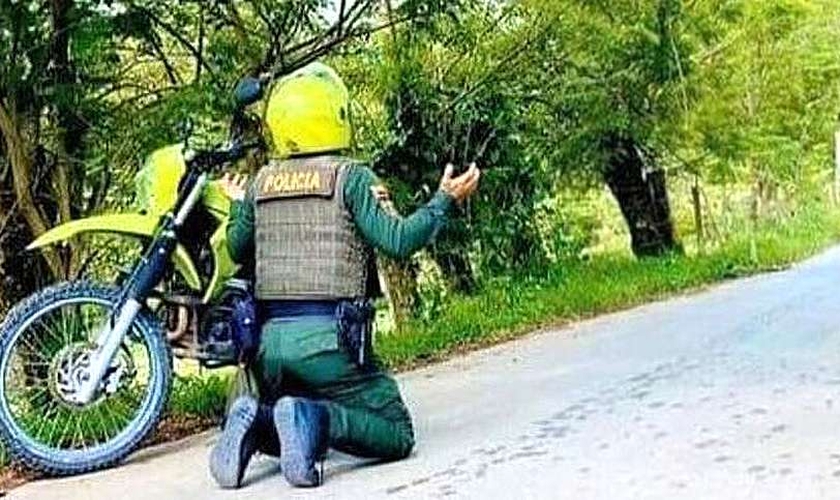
182, 74, 268, 173
185, 140, 262, 173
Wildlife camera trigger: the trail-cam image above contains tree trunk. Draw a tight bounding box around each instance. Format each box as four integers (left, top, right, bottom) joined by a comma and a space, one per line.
378, 257, 419, 330
0, 216, 55, 312
0, 100, 66, 279
602, 134, 680, 258
50, 0, 81, 277
0, 245, 8, 312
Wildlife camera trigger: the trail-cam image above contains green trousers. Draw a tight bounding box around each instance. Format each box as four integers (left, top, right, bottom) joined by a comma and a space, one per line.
252, 316, 415, 460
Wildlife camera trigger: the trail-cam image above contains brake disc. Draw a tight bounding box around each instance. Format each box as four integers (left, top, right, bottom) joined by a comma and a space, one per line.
49, 343, 137, 407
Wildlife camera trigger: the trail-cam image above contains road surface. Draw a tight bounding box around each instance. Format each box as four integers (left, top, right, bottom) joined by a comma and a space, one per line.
15, 246, 840, 499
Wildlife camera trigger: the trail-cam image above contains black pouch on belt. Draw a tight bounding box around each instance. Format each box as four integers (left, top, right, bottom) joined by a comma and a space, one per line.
336, 299, 375, 368
205, 279, 259, 365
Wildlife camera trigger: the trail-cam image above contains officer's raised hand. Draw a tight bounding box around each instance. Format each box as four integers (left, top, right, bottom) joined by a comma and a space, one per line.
440, 163, 481, 202
220, 172, 249, 201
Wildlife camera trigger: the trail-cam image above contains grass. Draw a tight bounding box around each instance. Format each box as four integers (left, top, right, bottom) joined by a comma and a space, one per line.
168, 374, 230, 421
376, 205, 840, 369
3, 204, 840, 476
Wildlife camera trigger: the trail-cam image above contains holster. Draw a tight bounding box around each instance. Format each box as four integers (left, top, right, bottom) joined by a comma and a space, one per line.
336, 299, 375, 368
207, 279, 259, 365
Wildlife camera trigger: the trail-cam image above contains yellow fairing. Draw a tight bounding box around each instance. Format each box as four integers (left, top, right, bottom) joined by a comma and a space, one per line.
264, 62, 352, 158
202, 180, 232, 222
204, 221, 237, 302
201, 181, 238, 301
27, 214, 202, 291
137, 144, 186, 215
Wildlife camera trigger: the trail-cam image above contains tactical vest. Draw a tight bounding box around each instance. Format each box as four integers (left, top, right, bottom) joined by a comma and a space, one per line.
253, 155, 370, 300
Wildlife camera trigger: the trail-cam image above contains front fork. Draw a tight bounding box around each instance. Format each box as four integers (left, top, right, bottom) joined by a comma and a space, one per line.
73, 174, 208, 404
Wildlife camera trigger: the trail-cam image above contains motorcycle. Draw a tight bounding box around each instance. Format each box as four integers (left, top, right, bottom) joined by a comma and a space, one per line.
0, 78, 266, 475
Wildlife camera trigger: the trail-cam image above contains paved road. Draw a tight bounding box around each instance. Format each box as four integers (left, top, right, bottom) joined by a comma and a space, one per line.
15, 246, 840, 499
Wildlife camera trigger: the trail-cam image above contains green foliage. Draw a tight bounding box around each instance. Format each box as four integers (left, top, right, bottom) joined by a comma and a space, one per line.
6, 0, 840, 469
2, 201, 839, 471
0, 0, 445, 308
534, 192, 601, 261
347, 3, 551, 275
510, 0, 731, 181
168, 374, 229, 420
4, 0, 838, 295
377, 205, 840, 369
680, 0, 840, 197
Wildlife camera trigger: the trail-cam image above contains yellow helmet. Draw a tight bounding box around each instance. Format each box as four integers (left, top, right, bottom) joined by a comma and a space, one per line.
264, 62, 352, 158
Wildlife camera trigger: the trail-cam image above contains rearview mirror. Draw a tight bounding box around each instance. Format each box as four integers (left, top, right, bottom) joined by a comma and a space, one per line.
233, 77, 264, 108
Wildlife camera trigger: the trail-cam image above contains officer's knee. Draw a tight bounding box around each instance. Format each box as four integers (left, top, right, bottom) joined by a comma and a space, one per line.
392, 420, 415, 460
396, 436, 414, 460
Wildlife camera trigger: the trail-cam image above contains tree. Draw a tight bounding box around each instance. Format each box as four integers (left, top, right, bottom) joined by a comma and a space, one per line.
517, 0, 737, 257
0, 0, 114, 308
680, 0, 840, 220
0, 0, 443, 311
335, 2, 558, 327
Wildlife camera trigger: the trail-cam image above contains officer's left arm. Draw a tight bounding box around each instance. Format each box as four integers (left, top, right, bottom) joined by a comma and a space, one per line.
344, 166, 454, 260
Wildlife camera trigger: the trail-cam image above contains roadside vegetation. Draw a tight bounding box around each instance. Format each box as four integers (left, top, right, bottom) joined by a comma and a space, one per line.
379, 204, 840, 368
3, 0, 840, 480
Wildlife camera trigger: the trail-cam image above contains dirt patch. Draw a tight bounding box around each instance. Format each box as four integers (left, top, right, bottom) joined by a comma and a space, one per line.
0, 464, 37, 495
143, 414, 219, 448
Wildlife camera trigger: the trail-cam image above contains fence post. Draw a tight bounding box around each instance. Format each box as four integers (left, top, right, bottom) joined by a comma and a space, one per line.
691, 174, 704, 251
834, 126, 840, 205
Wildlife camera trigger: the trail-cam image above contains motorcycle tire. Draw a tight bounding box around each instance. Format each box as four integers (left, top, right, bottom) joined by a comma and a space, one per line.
0, 281, 172, 476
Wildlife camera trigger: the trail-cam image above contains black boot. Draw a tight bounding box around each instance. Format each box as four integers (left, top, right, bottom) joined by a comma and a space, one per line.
209, 395, 258, 489
273, 396, 329, 487
255, 402, 281, 457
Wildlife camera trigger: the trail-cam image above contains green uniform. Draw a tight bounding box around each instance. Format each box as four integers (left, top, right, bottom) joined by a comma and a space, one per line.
227, 162, 453, 460
228, 164, 453, 265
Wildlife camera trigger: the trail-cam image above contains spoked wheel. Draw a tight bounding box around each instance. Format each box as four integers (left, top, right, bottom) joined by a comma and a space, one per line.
0, 282, 171, 475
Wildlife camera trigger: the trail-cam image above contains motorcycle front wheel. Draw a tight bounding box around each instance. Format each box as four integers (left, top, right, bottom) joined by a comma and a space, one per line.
0, 281, 172, 475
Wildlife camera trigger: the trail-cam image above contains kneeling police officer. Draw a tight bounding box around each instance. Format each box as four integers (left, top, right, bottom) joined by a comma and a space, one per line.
209, 62, 480, 488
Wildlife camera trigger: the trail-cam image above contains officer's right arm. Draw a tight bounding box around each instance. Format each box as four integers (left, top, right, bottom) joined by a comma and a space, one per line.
226, 182, 256, 265
344, 166, 454, 260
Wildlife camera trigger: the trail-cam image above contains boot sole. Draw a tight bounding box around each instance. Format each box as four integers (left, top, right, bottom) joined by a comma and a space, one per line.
210, 397, 258, 489
274, 398, 321, 487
